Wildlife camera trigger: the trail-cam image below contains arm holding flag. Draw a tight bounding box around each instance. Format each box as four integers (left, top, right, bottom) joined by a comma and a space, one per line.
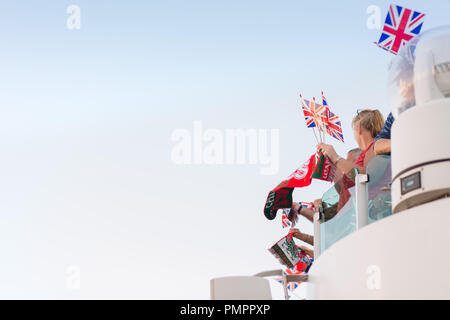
291, 202, 314, 223
296, 245, 314, 259
374, 113, 395, 155
289, 228, 314, 246
292, 201, 321, 223
317, 143, 366, 174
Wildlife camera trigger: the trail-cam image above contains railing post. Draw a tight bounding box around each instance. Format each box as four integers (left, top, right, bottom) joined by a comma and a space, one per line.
313, 211, 321, 258
281, 271, 289, 300
355, 173, 369, 229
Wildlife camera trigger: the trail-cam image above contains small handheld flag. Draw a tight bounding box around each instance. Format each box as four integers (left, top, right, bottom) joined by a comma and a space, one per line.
275, 267, 304, 292
280, 202, 314, 228
281, 209, 292, 228
300, 94, 327, 143
299, 202, 314, 210
321, 92, 344, 143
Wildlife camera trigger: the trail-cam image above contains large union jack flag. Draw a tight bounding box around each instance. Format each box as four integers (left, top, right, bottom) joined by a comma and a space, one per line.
321, 92, 344, 143
375, 4, 425, 55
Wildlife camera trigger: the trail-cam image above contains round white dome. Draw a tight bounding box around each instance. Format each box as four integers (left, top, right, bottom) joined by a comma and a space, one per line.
389, 26, 450, 118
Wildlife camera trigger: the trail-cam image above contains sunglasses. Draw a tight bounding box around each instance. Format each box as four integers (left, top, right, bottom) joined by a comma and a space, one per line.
356, 108, 364, 120
353, 109, 364, 130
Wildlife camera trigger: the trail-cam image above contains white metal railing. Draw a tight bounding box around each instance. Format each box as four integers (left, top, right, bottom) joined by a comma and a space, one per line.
355, 173, 369, 230
313, 211, 321, 258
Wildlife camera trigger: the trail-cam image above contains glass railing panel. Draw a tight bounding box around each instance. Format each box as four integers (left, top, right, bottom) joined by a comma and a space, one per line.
319, 169, 357, 253
320, 187, 356, 253
366, 155, 392, 224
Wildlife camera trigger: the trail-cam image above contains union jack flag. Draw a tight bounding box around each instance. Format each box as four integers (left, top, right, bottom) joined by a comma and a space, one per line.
300, 95, 317, 128
274, 267, 304, 292
299, 201, 314, 210
281, 209, 292, 228
300, 95, 326, 131
404, 35, 420, 64
280, 202, 313, 228
375, 4, 425, 55
321, 92, 344, 143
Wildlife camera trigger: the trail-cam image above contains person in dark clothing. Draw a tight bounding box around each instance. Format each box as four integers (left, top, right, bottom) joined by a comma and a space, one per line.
374, 112, 395, 155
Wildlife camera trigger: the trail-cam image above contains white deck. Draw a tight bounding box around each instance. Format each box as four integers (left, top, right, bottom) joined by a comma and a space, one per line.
306, 197, 450, 299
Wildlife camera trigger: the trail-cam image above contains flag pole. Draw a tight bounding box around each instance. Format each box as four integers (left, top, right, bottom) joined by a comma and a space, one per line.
320, 91, 327, 144
312, 128, 320, 145
313, 97, 322, 144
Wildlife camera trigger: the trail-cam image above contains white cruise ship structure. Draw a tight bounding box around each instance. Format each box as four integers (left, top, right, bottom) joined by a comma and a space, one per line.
210, 26, 450, 300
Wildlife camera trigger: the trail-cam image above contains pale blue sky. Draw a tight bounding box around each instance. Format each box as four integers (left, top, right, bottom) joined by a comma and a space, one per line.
0, 0, 449, 299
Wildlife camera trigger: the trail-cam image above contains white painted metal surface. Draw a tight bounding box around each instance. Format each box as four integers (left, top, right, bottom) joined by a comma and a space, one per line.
355, 174, 369, 229
210, 276, 272, 300
313, 211, 321, 258
391, 100, 450, 212
306, 197, 450, 299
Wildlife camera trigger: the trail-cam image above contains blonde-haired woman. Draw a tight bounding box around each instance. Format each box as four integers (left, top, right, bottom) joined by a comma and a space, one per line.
318, 109, 385, 174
